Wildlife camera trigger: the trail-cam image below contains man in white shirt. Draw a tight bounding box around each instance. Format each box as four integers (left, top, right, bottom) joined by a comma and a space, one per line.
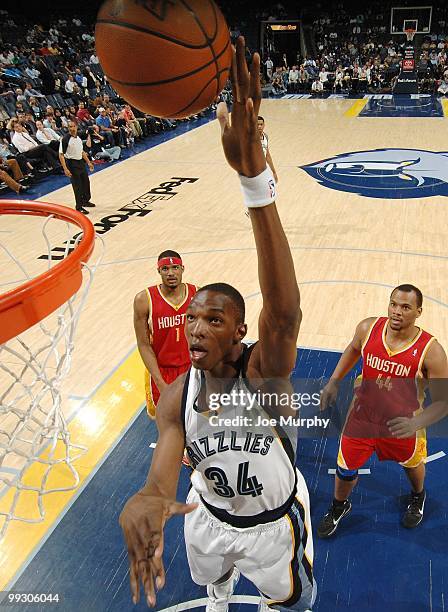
264, 57, 273, 81
311, 79, 324, 96
12, 124, 60, 170
59, 120, 94, 214
65, 75, 75, 94
288, 65, 299, 92
35, 120, 61, 152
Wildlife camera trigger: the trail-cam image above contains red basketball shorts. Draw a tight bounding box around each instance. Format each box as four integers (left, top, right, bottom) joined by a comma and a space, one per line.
144, 364, 190, 418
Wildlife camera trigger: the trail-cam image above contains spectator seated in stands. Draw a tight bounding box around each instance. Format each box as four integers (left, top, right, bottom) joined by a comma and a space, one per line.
12, 123, 60, 171
35, 120, 60, 151
271, 77, 286, 96
438, 76, 448, 95
76, 101, 94, 126
85, 124, 121, 162
95, 106, 123, 147
122, 104, 144, 139
288, 66, 299, 93
0, 141, 34, 178
28, 97, 44, 120
0, 157, 29, 194
311, 78, 324, 96
64, 74, 76, 97
15, 88, 26, 104
24, 82, 45, 98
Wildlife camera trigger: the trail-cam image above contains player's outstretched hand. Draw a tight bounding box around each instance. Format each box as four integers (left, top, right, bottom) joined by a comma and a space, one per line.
119, 492, 197, 607
320, 380, 339, 411
217, 36, 266, 178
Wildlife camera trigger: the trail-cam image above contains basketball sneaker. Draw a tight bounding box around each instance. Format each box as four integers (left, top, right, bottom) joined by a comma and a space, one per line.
206, 568, 240, 612
317, 499, 351, 538
402, 490, 426, 528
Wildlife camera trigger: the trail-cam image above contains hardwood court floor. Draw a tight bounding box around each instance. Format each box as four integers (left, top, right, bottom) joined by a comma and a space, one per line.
37, 97, 448, 398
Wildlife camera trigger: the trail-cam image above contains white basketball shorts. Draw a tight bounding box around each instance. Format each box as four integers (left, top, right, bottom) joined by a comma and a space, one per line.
184, 468, 316, 611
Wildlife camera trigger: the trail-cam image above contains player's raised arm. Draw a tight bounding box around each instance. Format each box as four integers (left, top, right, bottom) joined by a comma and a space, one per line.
217, 37, 299, 378
119, 378, 197, 607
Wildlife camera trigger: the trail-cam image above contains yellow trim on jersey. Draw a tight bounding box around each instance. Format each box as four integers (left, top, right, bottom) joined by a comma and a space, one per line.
417, 336, 436, 377
382, 320, 423, 357
146, 287, 153, 338
414, 336, 436, 410
399, 427, 427, 468
156, 282, 189, 311
361, 317, 379, 354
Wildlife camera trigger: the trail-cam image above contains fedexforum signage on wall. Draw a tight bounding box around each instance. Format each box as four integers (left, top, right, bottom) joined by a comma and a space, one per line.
38, 177, 199, 260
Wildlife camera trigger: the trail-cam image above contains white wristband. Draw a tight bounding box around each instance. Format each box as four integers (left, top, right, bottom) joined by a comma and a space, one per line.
239, 167, 277, 208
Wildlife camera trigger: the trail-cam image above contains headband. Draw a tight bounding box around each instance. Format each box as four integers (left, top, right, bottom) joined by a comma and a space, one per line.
157, 256, 182, 268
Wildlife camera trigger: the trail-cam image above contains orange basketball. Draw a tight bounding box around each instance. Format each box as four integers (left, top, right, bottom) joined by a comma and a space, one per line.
95, 0, 232, 118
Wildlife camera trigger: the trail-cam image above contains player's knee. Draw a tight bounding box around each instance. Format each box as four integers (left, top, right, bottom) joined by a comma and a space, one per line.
336, 465, 358, 481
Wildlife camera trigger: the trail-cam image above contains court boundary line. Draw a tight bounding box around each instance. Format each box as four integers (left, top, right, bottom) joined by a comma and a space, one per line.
158, 595, 261, 611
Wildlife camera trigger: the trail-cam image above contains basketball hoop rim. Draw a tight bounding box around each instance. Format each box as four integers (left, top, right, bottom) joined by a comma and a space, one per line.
0, 200, 95, 344
405, 28, 415, 42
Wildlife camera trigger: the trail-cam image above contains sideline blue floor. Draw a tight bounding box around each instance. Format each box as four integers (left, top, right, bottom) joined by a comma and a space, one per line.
359, 95, 444, 118
6, 349, 448, 612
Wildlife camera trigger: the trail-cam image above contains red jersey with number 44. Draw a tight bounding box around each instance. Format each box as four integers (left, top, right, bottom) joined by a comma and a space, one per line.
355, 316, 435, 422
147, 283, 197, 367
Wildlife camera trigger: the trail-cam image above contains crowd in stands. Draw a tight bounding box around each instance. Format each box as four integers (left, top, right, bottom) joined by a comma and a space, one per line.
0, 9, 227, 195
260, 2, 448, 96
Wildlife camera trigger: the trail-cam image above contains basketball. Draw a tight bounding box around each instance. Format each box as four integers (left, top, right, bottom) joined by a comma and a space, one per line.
95, 0, 232, 119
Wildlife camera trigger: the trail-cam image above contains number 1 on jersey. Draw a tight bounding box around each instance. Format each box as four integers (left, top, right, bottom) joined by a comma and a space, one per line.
176, 327, 180, 342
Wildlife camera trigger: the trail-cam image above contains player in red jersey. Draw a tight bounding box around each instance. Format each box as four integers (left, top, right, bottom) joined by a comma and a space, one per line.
317, 284, 448, 537
133, 250, 197, 418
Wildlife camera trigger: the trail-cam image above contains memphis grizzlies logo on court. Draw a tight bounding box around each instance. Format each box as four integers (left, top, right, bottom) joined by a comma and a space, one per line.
301, 149, 448, 199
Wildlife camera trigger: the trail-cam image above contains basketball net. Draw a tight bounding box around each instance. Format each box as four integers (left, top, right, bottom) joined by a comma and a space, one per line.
0, 201, 103, 537
405, 29, 415, 43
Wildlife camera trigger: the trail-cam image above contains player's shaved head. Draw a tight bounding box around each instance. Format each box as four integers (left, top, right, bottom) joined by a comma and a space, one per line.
196, 283, 245, 323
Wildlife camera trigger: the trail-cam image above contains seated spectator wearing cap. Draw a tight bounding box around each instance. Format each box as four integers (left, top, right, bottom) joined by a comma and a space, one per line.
12, 123, 60, 171
95, 107, 120, 147
35, 120, 61, 152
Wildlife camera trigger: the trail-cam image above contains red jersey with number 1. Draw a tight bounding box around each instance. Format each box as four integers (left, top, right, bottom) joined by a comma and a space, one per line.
147, 283, 197, 367
354, 317, 435, 425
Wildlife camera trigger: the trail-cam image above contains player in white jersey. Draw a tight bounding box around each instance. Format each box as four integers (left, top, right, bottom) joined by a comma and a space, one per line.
258, 115, 278, 183
119, 38, 316, 612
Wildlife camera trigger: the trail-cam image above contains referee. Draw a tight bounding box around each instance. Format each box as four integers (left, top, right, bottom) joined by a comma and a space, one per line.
59, 120, 95, 214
